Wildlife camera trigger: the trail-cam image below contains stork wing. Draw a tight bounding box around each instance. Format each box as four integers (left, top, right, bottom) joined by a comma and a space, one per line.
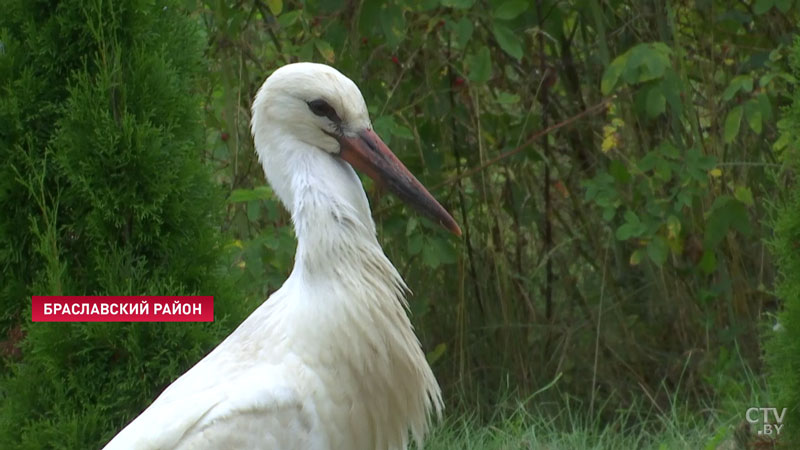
172, 382, 325, 450
103, 383, 224, 450
103, 362, 324, 450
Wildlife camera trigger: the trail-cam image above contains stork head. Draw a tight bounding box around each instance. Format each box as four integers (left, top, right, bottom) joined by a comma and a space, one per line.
251, 62, 461, 236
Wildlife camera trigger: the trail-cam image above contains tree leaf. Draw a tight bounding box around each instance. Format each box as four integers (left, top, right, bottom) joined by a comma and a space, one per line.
428, 237, 457, 267
704, 197, 751, 248
380, 5, 406, 48
646, 86, 666, 118
298, 40, 314, 62
601, 55, 627, 94
754, 0, 774, 15
667, 215, 681, 239
373, 115, 413, 141
748, 111, 763, 134
734, 186, 754, 207
266, 0, 283, 15
776, 0, 792, 12
744, 99, 763, 134
422, 241, 442, 268
723, 75, 754, 101
468, 46, 492, 83
493, 0, 529, 20
609, 159, 631, 183
623, 43, 671, 84
451, 17, 474, 48
408, 234, 424, 256
723, 105, 743, 143
629, 249, 644, 266
614, 223, 633, 241
492, 24, 523, 60
616, 211, 644, 240
277, 10, 301, 27
247, 200, 261, 221
757, 93, 772, 120
698, 249, 717, 274
405, 216, 419, 236
496, 91, 520, 104
314, 40, 335, 63
647, 236, 668, 266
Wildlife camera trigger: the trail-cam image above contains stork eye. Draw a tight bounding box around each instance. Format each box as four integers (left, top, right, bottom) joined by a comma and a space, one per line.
307, 99, 341, 124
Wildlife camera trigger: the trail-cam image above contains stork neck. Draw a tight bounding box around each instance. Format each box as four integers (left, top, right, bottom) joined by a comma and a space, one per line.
279, 143, 381, 277
255, 136, 440, 450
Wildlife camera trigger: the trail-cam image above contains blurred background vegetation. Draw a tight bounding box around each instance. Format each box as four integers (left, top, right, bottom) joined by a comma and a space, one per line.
2, 0, 800, 448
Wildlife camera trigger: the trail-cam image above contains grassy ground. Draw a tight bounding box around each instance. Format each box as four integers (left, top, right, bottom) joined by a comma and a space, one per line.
426, 403, 731, 449
424, 369, 773, 449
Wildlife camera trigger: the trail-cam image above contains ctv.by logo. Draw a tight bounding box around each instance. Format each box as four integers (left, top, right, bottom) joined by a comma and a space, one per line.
746, 407, 787, 436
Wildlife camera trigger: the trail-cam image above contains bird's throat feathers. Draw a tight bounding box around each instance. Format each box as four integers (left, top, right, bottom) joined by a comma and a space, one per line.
253, 113, 442, 450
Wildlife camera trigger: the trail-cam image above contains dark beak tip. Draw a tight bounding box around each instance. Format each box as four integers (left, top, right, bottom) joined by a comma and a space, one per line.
340, 128, 463, 238
448, 221, 463, 237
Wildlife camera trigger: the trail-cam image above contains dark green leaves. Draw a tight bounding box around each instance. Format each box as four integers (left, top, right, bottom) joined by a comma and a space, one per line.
724, 105, 743, 143
745, 99, 763, 134
721, 73, 774, 141
468, 46, 492, 82
493, 0, 529, 20
277, 10, 301, 27
266, 0, 282, 15
754, 0, 774, 14
616, 210, 646, 240
722, 75, 754, 101
373, 115, 413, 145
646, 235, 669, 266
645, 85, 666, 118
450, 17, 474, 48
380, 4, 406, 48
407, 229, 457, 269
601, 56, 626, 95
704, 196, 752, 248
775, 0, 793, 12
422, 236, 458, 268
492, 24, 522, 60
602, 42, 672, 94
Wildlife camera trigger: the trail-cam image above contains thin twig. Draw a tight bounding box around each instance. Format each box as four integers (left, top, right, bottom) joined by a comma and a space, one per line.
371, 96, 612, 218
589, 241, 609, 420
430, 97, 613, 191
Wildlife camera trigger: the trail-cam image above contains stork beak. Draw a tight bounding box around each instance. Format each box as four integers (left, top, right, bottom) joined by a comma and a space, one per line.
335, 129, 462, 236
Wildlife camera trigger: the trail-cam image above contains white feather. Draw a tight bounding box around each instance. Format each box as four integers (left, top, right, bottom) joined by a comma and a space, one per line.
103, 63, 442, 450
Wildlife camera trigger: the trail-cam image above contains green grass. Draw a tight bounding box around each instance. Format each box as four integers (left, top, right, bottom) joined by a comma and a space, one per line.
424, 400, 744, 449
424, 367, 770, 450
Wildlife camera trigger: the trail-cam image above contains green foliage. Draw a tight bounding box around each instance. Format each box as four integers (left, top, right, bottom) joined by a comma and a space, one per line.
586, 2, 789, 404
199, 0, 792, 429
1, 0, 795, 446
0, 0, 245, 447
765, 36, 800, 449
601, 43, 673, 95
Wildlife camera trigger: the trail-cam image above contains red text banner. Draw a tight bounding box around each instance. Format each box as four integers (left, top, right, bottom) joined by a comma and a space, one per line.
31, 296, 214, 322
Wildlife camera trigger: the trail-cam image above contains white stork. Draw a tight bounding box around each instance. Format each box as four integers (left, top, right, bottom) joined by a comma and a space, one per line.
103, 62, 461, 450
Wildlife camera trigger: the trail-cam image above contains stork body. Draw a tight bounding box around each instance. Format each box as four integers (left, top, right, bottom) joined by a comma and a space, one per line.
104, 63, 459, 450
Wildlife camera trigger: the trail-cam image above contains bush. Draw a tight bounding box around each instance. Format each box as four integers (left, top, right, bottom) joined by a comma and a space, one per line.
0, 1, 244, 447
766, 37, 800, 449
